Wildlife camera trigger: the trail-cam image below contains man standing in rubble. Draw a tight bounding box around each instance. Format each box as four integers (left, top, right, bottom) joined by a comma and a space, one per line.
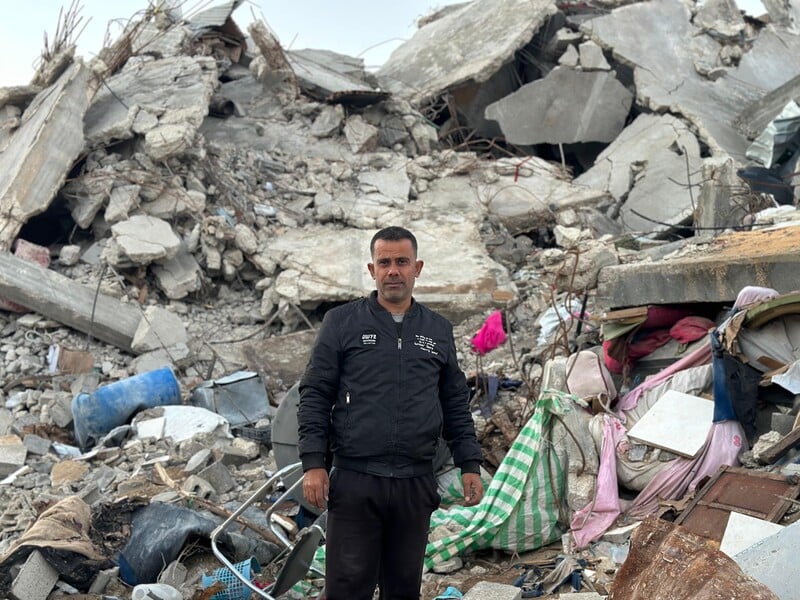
298, 225, 484, 600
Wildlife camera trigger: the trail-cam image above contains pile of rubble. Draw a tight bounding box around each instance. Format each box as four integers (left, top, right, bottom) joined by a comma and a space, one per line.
2, 0, 800, 597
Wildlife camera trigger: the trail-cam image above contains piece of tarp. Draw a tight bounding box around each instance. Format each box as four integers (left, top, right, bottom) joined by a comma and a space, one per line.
424, 390, 569, 568
0, 496, 110, 590
118, 502, 234, 585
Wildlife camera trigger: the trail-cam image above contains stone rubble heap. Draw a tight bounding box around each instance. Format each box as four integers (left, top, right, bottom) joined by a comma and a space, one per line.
1, 0, 800, 598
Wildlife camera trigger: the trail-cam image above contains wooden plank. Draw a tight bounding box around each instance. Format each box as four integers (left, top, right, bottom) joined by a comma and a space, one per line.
757, 426, 800, 465
0, 251, 141, 352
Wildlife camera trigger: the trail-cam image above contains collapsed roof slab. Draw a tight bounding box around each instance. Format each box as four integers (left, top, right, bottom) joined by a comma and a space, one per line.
581, 0, 800, 159
483, 156, 608, 235
618, 149, 706, 235
485, 67, 633, 145
595, 225, 800, 309
0, 62, 94, 252
264, 221, 516, 321
575, 113, 701, 202
376, 0, 558, 104
84, 56, 217, 150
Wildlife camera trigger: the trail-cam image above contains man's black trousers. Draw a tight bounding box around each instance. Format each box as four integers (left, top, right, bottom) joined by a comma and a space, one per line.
324, 469, 440, 600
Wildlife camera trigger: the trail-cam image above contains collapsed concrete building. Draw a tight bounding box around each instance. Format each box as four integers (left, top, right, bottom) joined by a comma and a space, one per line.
1, 0, 800, 598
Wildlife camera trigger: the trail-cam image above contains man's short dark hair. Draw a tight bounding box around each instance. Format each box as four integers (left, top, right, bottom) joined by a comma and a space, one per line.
370, 226, 418, 257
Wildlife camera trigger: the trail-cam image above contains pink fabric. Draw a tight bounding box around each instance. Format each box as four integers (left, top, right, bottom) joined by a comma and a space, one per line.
471, 310, 507, 355
669, 316, 715, 344
570, 415, 626, 549
732, 286, 779, 310
616, 341, 712, 413
626, 420, 746, 518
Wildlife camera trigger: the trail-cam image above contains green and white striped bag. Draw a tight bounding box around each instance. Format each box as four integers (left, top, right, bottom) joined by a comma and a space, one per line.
425, 390, 569, 569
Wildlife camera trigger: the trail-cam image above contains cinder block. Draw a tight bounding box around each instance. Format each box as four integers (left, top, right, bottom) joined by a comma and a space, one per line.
23, 434, 51, 456
463, 581, 522, 600
11, 550, 59, 600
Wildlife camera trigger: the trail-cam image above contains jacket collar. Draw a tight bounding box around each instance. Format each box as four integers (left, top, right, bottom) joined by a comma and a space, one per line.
367, 290, 419, 316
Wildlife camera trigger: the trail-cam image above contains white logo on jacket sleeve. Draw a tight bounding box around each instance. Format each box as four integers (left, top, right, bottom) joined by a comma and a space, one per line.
414, 335, 438, 355
361, 333, 377, 345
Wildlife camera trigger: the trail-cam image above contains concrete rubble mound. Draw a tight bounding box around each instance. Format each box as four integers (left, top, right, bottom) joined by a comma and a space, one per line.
2, 0, 800, 598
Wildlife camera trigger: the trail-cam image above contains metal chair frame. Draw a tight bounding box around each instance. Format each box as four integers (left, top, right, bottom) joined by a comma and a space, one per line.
210, 462, 325, 599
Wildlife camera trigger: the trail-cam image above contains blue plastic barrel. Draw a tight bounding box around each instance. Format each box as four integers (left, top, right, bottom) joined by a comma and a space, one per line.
72, 366, 181, 449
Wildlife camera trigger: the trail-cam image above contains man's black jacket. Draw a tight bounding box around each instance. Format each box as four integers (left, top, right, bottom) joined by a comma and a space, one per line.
298, 291, 482, 477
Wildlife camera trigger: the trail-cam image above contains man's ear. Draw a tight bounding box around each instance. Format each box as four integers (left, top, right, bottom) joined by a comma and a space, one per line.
415, 260, 424, 277
368, 262, 376, 279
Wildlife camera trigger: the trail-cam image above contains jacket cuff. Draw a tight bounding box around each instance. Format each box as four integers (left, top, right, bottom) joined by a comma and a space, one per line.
301, 453, 327, 471
460, 461, 481, 475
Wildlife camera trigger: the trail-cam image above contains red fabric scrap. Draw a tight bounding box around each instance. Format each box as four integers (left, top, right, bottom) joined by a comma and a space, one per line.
669, 316, 715, 344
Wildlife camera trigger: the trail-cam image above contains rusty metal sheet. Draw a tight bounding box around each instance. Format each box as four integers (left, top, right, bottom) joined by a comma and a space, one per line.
610, 516, 779, 600
674, 466, 800, 542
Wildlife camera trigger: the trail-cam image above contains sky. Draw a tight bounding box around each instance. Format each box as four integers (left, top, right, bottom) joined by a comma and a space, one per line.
0, 0, 463, 86
0, 0, 767, 87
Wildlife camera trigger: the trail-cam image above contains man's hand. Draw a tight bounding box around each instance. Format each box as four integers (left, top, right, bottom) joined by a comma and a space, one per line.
303, 468, 329, 509
462, 472, 484, 506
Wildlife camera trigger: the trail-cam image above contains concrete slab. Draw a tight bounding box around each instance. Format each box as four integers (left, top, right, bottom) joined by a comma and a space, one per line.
596, 225, 800, 308
576, 113, 700, 202
463, 581, 521, 600
377, 0, 557, 104
485, 67, 633, 144
265, 222, 516, 321
581, 0, 800, 158
720, 511, 784, 558
734, 519, 800, 598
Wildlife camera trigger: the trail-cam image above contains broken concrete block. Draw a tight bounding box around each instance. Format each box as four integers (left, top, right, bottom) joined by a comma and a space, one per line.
22, 434, 51, 456
111, 215, 181, 265
66, 175, 113, 229
559, 44, 579, 67
184, 448, 212, 474
131, 306, 188, 353
104, 184, 141, 224
11, 549, 59, 600
143, 186, 205, 219
694, 0, 745, 41
377, 0, 557, 104
144, 123, 196, 161
359, 167, 411, 201
462, 581, 521, 600
214, 445, 252, 468
58, 244, 82, 266
51, 460, 89, 486
234, 224, 259, 255
310, 104, 345, 138
152, 250, 202, 299
0, 409, 13, 435
578, 41, 610, 71
485, 67, 633, 145
182, 474, 215, 499
0, 439, 27, 477
197, 461, 236, 495
344, 115, 379, 153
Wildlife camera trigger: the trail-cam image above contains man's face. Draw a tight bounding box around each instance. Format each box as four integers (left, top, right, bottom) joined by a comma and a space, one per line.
368, 238, 423, 310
